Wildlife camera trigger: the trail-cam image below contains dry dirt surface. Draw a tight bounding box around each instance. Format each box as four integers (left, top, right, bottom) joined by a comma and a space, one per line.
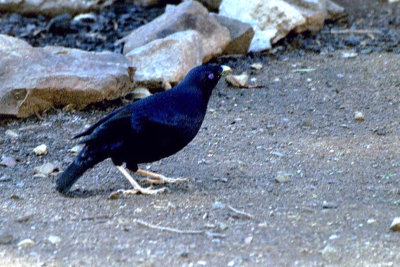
1, 1, 400, 266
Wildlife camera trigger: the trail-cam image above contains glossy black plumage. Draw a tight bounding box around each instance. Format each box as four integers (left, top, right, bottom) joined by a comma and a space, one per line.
56, 64, 227, 193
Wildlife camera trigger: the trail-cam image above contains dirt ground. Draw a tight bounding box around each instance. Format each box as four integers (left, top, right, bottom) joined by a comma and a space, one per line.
1, 1, 400, 266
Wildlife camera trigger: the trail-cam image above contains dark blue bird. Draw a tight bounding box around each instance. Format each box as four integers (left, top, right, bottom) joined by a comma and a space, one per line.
56, 64, 231, 195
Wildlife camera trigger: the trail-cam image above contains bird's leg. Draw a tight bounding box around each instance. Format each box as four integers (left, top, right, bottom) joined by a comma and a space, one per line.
113, 166, 167, 195
136, 169, 189, 185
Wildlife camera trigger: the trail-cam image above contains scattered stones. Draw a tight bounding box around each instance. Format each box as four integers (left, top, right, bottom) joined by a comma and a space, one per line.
17, 238, 35, 249
33, 144, 48, 156
0, 232, 13, 245
0, 155, 16, 167
354, 111, 365, 121
250, 63, 263, 70
123, 0, 230, 62
390, 217, 400, 231
34, 162, 56, 175
275, 172, 290, 183
5, 129, 19, 138
0, 0, 114, 17
126, 30, 203, 89
0, 34, 135, 118
225, 73, 249, 87
48, 235, 61, 244
210, 14, 255, 55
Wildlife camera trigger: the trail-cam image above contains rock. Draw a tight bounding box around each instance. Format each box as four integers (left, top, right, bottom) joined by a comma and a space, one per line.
220, 0, 305, 51
367, 218, 376, 224
17, 214, 33, 223
244, 236, 253, 245
0, 155, 17, 167
33, 173, 48, 179
322, 201, 338, 209
212, 201, 226, 210
0, 35, 135, 118
250, 63, 263, 70
123, 0, 230, 62
320, 244, 337, 260
0, 175, 11, 182
225, 73, 249, 87
17, 239, 35, 249
219, 0, 344, 52
0, 0, 114, 17
69, 145, 83, 154
33, 144, 48, 156
126, 30, 203, 89
48, 235, 61, 244
34, 162, 56, 175
354, 111, 364, 121
0, 232, 13, 245
5, 129, 19, 138
132, 88, 152, 99
275, 172, 290, 183
342, 51, 358, 58
210, 14, 254, 55
390, 217, 400, 231
197, 0, 222, 11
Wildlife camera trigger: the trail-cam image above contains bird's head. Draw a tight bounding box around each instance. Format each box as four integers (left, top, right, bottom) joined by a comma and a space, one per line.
181, 64, 232, 97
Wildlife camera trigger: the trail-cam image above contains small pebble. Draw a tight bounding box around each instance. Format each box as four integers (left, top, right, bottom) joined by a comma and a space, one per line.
17, 214, 33, 223
275, 172, 290, 183
0, 175, 11, 182
322, 201, 338, 209
367, 218, 376, 224
225, 73, 249, 87
5, 130, 19, 138
354, 111, 364, 121
17, 238, 35, 249
33, 173, 47, 179
244, 236, 253, 245
212, 201, 226, 210
390, 217, 400, 231
0, 232, 13, 244
342, 51, 358, 58
0, 155, 17, 167
34, 162, 56, 175
10, 194, 21, 200
250, 63, 263, 70
33, 144, 48, 156
108, 191, 121, 200
69, 145, 82, 154
132, 87, 152, 99
48, 235, 61, 244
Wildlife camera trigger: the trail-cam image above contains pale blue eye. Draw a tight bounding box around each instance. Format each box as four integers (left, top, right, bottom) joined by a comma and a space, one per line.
208, 73, 214, 80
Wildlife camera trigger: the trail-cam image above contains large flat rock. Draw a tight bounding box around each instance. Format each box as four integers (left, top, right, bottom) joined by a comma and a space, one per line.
122, 0, 230, 63
0, 35, 135, 118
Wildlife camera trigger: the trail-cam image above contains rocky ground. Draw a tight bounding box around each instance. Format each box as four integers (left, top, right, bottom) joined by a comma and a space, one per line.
1, 0, 400, 266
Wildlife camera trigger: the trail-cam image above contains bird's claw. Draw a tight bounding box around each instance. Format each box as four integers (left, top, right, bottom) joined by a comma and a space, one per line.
141, 175, 189, 185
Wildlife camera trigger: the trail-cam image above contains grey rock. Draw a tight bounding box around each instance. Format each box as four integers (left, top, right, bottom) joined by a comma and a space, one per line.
210, 14, 254, 55
5, 129, 19, 138
126, 30, 203, 89
0, 232, 13, 245
0, 35, 135, 118
123, 0, 230, 63
0, 155, 17, 168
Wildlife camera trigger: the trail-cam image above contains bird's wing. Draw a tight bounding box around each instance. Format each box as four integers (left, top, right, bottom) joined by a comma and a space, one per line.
73, 105, 126, 139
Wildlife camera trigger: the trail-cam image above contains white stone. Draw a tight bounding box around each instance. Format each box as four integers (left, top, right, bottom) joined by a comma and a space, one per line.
33, 144, 48, 156
225, 73, 249, 87
5, 130, 19, 138
390, 217, 400, 231
48, 235, 61, 244
354, 111, 364, 121
17, 239, 35, 249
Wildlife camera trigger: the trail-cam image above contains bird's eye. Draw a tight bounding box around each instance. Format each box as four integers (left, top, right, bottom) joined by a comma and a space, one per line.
208, 73, 214, 80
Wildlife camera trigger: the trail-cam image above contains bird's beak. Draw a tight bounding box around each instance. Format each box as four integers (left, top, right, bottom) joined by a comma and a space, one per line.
221, 65, 232, 75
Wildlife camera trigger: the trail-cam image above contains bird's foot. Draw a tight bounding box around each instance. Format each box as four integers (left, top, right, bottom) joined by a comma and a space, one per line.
137, 168, 189, 185
141, 174, 189, 185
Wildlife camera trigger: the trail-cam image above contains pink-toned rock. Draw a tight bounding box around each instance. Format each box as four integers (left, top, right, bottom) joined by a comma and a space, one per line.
0, 35, 135, 118
123, 0, 230, 62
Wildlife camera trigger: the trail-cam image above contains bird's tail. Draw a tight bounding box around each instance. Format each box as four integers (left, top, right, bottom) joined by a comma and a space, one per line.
55, 146, 101, 194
